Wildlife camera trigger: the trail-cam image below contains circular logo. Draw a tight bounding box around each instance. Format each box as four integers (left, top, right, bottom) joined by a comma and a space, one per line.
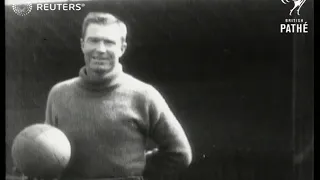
12, 3, 32, 16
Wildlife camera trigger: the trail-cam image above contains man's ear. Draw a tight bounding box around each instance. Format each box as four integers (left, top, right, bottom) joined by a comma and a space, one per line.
120, 41, 127, 57
80, 38, 84, 52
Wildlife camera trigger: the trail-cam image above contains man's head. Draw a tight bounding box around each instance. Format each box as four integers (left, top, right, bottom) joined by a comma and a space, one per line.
81, 12, 127, 75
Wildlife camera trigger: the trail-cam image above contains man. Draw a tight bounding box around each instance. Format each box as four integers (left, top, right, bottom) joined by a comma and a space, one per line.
23, 12, 192, 180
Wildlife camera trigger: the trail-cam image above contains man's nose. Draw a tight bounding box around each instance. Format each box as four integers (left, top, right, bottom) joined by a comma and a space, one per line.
96, 42, 107, 52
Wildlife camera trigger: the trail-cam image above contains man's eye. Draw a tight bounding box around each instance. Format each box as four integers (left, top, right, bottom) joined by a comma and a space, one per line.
89, 39, 99, 43
104, 40, 115, 45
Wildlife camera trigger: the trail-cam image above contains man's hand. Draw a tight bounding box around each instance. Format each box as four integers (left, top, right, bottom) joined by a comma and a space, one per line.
145, 148, 159, 158
25, 177, 59, 180
12, 167, 58, 180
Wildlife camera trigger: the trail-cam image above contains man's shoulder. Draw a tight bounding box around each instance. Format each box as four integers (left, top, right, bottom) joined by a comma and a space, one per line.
49, 77, 80, 93
121, 73, 163, 99
122, 73, 157, 92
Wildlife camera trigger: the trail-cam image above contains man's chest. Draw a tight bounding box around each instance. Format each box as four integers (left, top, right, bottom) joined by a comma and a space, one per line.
53, 95, 147, 138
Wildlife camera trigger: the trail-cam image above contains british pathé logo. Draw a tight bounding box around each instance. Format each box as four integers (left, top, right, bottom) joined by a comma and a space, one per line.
12, 3, 32, 16
280, 0, 308, 34
281, 0, 307, 16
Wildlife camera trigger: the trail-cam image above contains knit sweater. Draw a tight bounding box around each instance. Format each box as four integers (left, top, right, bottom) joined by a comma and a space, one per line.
44, 64, 192, 179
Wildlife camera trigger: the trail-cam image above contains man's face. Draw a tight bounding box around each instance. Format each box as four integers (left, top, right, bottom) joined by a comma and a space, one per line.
81, 23, 126, 74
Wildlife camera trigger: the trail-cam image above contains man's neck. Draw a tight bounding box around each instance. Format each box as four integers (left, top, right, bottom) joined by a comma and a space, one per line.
78, 64, 124, 91
86, 68, 110, 79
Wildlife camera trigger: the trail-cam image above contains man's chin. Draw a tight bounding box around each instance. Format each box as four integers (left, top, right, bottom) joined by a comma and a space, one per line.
91, 66, 112, 74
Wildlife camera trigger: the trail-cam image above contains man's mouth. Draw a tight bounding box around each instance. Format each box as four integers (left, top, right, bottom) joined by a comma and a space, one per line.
92, 57, 108, 61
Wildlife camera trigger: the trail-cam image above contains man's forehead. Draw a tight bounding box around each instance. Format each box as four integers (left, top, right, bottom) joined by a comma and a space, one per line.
85, 23, 122, 40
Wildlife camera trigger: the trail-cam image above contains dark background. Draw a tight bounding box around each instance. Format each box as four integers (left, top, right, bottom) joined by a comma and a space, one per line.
5, 0, 314, 179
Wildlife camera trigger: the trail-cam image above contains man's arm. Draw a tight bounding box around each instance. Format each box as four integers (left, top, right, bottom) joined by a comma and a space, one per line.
44, 84, 59, 127
12, 86, 60, 180
144, 86, 192, 180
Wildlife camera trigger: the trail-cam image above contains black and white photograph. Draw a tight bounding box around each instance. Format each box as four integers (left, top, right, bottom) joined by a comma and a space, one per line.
5, 0, 314, 180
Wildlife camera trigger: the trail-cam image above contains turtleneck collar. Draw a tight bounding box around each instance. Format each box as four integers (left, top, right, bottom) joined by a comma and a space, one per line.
78, 64, 124, 91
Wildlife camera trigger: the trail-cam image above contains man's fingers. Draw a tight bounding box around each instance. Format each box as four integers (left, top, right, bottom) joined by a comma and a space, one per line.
26, 177, 41, 180
33, 177, 58, 180
25, 176, 58, 180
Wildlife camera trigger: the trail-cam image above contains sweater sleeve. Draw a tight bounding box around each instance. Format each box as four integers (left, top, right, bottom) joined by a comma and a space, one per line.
44, 84, 59, 127
144, 86, 192, 180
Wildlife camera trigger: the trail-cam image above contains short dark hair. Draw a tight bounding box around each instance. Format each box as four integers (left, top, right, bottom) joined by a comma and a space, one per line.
81, 12, 127, 42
